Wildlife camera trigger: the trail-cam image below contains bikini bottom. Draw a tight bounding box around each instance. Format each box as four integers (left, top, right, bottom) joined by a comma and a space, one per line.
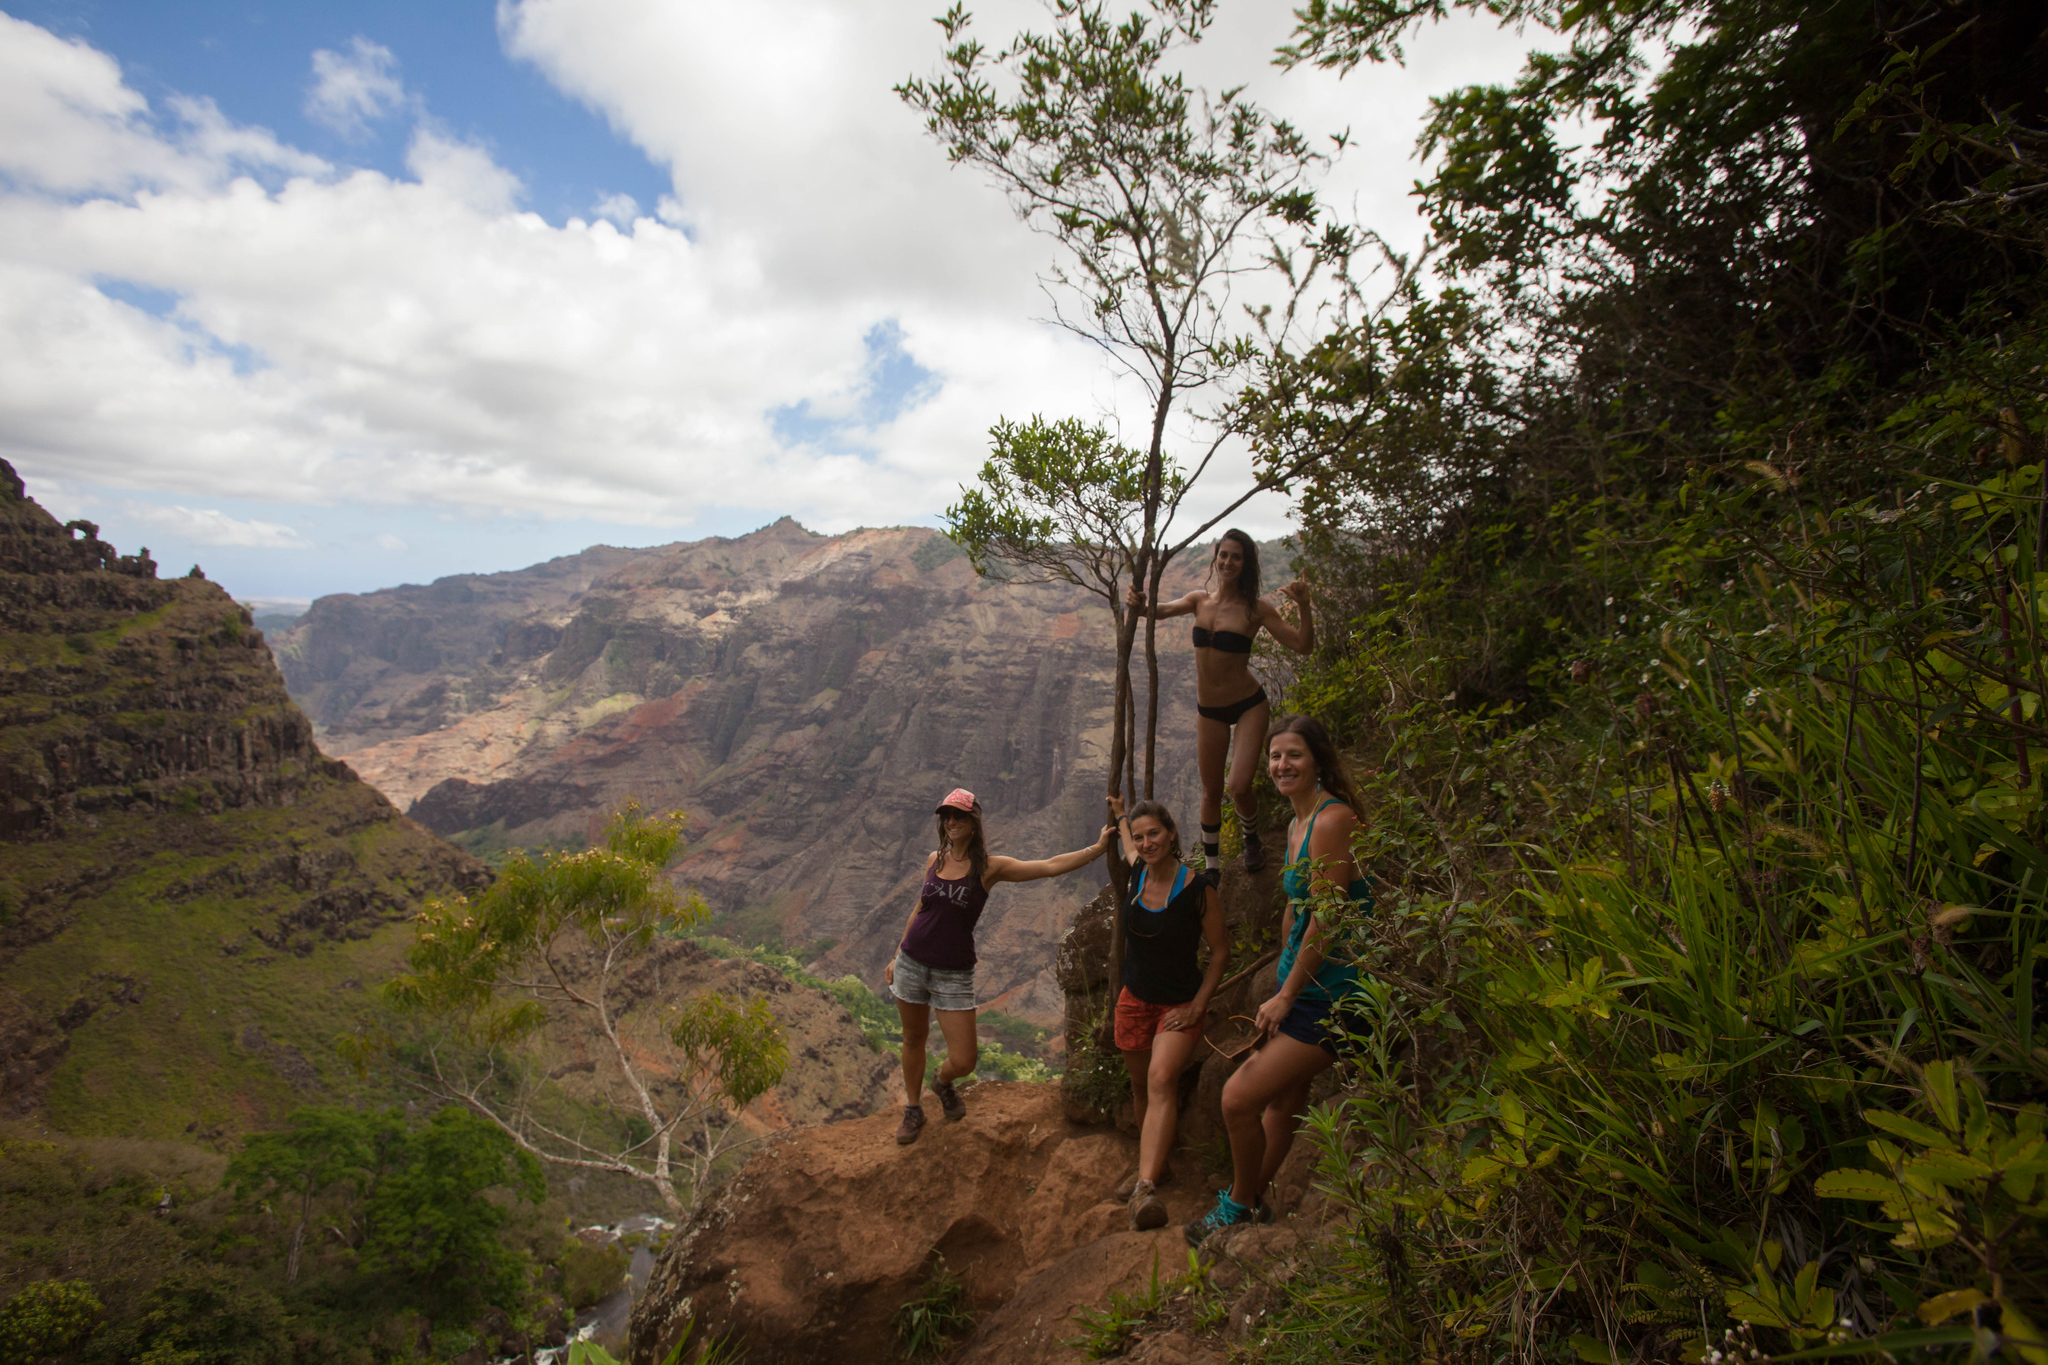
1196, 686, 1268, 727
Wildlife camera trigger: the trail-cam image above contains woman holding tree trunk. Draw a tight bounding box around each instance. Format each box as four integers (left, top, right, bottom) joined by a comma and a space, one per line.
1126, 531, 1315, 881
886, 788, 1114, 1145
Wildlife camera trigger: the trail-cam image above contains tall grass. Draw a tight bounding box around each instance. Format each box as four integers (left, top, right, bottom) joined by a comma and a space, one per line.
1262, 449, 2048, 1361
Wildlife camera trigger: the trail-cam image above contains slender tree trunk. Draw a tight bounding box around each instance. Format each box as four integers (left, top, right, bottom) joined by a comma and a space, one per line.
288, 1175, 313, 1283
1143, 552, 1169, 800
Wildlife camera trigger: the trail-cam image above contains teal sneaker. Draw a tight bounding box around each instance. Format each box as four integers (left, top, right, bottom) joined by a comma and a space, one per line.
1183, 1189, 1255, 1247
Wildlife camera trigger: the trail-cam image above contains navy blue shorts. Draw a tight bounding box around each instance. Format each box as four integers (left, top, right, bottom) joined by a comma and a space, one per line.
1276, 994, 1365, 1058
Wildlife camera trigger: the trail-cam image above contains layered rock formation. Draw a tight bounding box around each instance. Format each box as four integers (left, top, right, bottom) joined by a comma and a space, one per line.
276, 521, 1256, 1023
0, 459, 490, 1127
0, 466, 894, 1147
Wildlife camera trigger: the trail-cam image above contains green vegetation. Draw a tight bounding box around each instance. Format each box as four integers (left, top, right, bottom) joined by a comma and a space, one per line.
380, 805, 790, 1215
1068, 1250, 1174, 1359
689, 936, 1061, 1079
892, 1256, 974, 1362
1, 1113, 584, 1364
0, 786, 478, 1140
1127, 0, 2048, 1358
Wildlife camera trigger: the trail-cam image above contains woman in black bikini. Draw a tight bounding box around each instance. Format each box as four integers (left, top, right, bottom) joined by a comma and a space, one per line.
1127, 531, 1314, 878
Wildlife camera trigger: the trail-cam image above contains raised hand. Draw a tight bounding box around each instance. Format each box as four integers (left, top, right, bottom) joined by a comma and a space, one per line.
1281, 579, 1310, 605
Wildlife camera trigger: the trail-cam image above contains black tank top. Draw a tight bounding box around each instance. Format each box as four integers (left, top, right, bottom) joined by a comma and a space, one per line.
1119, 864, 1207, 1004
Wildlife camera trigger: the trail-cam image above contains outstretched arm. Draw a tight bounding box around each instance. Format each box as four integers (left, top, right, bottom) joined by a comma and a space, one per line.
1260, 580, 1316, 655
985, 824, 1114, 886
1126, 583, 1205, 621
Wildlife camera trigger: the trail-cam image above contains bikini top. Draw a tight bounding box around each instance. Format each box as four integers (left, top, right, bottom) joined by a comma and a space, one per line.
1191, 625, 1254, 654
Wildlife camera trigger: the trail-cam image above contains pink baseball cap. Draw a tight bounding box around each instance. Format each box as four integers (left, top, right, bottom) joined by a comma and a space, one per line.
934, 788, 982, 815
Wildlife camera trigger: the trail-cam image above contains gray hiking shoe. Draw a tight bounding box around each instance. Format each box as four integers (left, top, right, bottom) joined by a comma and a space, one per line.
1129, 1180, 1168, 1232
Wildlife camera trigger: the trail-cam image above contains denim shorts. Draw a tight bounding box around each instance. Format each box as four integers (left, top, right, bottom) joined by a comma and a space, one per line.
891, 950, 977, 1012
1277, 994, 1366, 1058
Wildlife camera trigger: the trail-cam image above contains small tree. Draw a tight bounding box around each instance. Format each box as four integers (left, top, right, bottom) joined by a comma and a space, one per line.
225, 1106, 383, 1283
359, 1107, 544, 1320
944, 417, 1172, 798
904, 0, 1353, 800
382, 804, 790, 1214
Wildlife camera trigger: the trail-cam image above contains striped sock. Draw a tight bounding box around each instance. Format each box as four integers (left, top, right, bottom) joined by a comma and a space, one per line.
1202, 823, 1221, 870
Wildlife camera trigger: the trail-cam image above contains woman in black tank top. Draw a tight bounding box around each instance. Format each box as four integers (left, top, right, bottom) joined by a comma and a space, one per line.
1108, 796, 1227, 1231
1126, 531, 1315, 880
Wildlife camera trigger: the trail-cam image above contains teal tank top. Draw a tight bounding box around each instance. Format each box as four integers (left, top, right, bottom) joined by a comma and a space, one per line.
1275, 797, 1372, 1003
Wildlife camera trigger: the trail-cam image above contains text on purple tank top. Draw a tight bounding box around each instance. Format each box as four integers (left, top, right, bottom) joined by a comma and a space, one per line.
899, 861, 991, 971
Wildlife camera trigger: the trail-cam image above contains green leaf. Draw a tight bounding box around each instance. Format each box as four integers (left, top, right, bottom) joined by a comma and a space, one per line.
1814, 1169, 1899, 1201
1864, 1110, 1954, 1150
1920, 1060, 1960, 1134
1571, 1333, 1619, 1364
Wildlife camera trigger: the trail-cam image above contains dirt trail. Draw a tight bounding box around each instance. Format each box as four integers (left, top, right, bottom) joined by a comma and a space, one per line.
627, 1080, 1326, 1364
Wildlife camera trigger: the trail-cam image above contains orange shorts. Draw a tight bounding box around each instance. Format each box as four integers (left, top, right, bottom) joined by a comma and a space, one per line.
1114, 987, 1205, 1052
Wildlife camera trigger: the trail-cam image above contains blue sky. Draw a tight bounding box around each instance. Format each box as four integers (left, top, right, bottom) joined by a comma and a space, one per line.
10, 0, 670, 226
0, 1, 1530, 609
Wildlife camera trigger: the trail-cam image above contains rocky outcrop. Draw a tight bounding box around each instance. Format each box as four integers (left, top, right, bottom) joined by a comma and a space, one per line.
273, 541, 660, 750
279, 520, 1262, 1025
0, 467, 347, 837
0, 459, 490, 1126
625, 1080, 1327, 1365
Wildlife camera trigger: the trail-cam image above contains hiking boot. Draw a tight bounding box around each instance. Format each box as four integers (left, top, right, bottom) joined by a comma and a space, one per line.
1114, 1166, 1173, 1201
1242, 828, 1266, 873
1128, 1180, 1168, 1232
1253, 1194, 1276, 1225
894, 1104, 926, 1145
1184, 1189, 1255, 1247
1202, 866, 1222, 889
933, 1078, 967, 1122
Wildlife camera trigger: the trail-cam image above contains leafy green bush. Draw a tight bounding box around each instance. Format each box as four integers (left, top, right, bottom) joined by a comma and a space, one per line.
0, 1278, 102, 1360
557, 1238, 630, 1310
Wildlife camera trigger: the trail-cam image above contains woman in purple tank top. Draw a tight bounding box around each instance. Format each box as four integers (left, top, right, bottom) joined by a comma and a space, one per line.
884, 787, 1113, 1145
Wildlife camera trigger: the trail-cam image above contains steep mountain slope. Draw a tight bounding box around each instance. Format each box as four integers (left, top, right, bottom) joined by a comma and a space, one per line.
0, 460, 490, 1133
0, 467, 895, 1145
279, 523, 1245, 1023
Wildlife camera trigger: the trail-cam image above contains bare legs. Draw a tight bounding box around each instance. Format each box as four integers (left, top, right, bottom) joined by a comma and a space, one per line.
1120, 1028, 1203, 1183
1196, 701, 1273, 835
1219, 1033, 1333, 1208
896, 1000, 980, 1105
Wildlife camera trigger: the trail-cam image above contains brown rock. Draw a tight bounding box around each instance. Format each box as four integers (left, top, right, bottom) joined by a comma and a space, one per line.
274, 522, 1300, 1026
628, 1082, 1143, 1364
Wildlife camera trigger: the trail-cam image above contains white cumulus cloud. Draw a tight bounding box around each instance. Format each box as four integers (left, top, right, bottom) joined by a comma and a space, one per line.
305, 37, 409, 139
123, 502, 309, 548
0, 4, 1531, 556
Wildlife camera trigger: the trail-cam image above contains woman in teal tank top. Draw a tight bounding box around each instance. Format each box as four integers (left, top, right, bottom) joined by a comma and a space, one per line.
1186, 714, 1373, 1246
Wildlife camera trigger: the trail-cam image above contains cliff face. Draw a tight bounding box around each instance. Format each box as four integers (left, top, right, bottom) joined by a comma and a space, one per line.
0, 460, 492, 1130
0, 469, 897, 1151
283, 522, 1217, 1023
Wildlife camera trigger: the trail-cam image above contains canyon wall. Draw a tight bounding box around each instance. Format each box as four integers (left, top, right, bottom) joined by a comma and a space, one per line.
274, 521, 1254, 1023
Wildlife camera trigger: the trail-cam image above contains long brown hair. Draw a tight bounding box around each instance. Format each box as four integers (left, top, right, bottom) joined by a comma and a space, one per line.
934, 809, 990, 885
1124, 800, 1183, 863
1266, 714, 1359, 813
1210, 529, 1262, 619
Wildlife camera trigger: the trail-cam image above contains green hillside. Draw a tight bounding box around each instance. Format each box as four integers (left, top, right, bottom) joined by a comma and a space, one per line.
0, 459, 489, 1137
